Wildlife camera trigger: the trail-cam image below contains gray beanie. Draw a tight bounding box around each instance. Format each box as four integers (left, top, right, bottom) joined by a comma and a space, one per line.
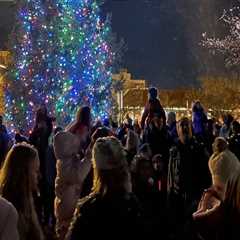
93, 137, 127, 170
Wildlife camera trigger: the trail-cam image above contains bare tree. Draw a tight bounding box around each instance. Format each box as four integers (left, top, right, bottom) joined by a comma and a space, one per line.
202, 6, 240, 68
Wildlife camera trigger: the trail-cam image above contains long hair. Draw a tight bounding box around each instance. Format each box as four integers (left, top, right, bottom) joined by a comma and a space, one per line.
91, 137, 131, 196
66, 106, 91, 133
0, 143, 44, 239
125, 130, 139, 154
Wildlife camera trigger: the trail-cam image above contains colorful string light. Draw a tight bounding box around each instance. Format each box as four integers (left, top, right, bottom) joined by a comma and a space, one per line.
6, 0, 113, 134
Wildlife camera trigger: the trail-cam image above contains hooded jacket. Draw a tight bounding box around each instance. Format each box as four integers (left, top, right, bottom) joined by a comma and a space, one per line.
53, 131, 91, 239
209, 149, 240, 197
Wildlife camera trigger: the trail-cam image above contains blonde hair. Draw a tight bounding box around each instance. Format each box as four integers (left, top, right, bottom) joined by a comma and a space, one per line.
126, 130, 139, 153
91, 137, 131, 196
212, 137, 228, 153
0, 143, 44, 240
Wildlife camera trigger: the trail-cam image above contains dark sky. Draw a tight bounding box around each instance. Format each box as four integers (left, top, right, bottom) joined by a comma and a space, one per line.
103, 0, 239, 88
0, 0, 239, 88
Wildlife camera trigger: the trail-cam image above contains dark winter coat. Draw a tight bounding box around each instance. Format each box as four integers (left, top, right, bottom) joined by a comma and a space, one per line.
167, 121, 178, 142
167, 138, 210, 201
228, 134, 240, 161
29, 116, 53, 178
67, 192, 148, 239
146, 124, 171, 162
0, 125, 10, 167
141, 98, 166, 129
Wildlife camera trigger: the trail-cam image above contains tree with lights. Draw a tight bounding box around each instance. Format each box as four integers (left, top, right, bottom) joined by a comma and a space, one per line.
6, 0, 114, 133
55, 0, 114, 124
6, 0, 60, 134
202, 6, 240, 68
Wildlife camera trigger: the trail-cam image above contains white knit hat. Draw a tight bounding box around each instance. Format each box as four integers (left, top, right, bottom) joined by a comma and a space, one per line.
93, 136, 127, 170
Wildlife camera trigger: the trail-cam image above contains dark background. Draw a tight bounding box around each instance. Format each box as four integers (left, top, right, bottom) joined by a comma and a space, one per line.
0, 0, 239, 88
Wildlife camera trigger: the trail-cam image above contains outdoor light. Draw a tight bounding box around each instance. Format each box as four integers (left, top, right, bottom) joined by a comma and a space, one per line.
0, 64, 7, 70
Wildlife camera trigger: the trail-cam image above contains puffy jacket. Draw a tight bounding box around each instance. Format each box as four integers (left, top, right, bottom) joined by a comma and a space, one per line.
53, 131, 91, 239
66, 192, 148, 239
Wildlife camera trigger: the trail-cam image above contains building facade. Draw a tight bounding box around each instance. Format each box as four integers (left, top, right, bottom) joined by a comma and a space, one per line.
0, 51, 10, 114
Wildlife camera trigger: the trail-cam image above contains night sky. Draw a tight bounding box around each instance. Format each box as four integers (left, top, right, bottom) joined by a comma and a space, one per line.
0, 0, 239, 88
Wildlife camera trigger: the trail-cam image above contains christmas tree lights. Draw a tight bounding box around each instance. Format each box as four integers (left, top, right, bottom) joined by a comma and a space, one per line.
6, 0, 113, 134
55, 0, 113, 124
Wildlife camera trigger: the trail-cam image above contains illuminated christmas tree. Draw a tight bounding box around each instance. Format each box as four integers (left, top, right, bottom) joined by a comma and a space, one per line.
6, 0, 60, 134
6, 0, 114, 133
55, 0, 114, 124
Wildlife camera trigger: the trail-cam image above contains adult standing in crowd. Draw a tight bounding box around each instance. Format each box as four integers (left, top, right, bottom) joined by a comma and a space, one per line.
208, 137, 240, 199
45, 126, 63, 231
204, 119, 216, 155
66, 137, 147, 239
228, 120, 240, 161
125, 129, 140, 165
29, 104, 54, 176
145, 115, 171, 163
167, 112, 178, 142
219, 114, 234, 139
0, 115, 10, 167
65, 105, 91, 150
192, 101, 208, 140
167, 117, 210, 237
53, 106, 92, 240
0, 143, 44, 240
80, 126, 114, 198
29, 104, 54, 226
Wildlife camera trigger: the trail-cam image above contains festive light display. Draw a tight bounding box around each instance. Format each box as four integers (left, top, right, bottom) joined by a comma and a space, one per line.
55, 0, 113, 124
202, 7, 240, 67
6, 0, 113, 134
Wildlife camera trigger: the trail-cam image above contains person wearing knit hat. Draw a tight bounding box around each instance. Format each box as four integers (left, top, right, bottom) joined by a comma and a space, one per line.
66, 137, 147, 239
93, 136, 129, 172
209, 137, 240, 198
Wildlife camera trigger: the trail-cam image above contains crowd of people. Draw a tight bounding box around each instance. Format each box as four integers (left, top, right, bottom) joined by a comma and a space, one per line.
0, 87, 240, 240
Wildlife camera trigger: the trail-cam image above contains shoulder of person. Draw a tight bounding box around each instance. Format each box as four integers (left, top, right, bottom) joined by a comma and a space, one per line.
222, 149, 239, 162
210, 150, 231, 164
54, 131, 79, 144
0, 197, 18, 229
